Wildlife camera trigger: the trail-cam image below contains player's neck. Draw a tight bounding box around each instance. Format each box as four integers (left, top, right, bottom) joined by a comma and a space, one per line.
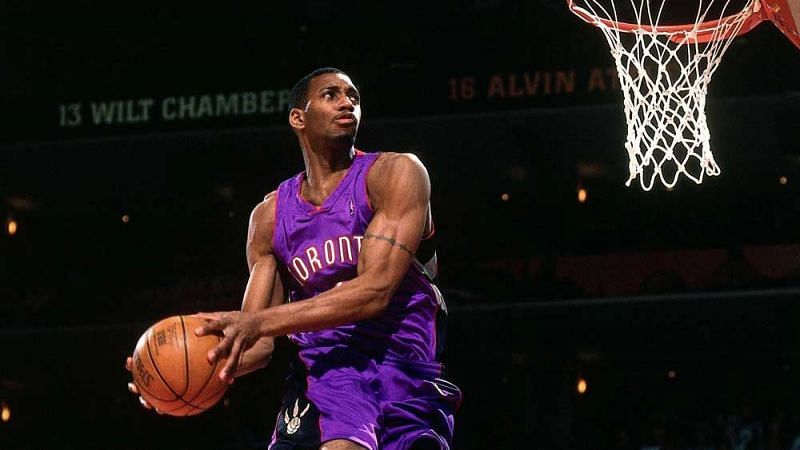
299, 142, 356, 201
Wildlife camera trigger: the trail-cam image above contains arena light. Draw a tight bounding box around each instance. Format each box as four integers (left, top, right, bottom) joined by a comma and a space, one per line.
6, 219, 17, 236
1, 401, 10, 423
577, 378, 588, 394
577, 188, 588, 204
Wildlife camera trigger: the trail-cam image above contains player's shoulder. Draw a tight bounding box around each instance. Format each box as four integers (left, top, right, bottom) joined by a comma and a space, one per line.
368, 152, 431, 207
374, 151, 426, 168
250, 190, 278, 225
371, 152, 429, 181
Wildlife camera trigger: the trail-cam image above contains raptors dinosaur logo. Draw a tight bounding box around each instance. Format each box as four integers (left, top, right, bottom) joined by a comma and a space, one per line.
284, 399, 311, 435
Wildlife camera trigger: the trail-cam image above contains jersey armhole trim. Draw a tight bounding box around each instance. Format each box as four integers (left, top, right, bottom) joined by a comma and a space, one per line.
363, 152, 382, 214
271, 185, 281, 262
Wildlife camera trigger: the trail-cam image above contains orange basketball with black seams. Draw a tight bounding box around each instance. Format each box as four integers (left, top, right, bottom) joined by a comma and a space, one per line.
131, 315, 228, 416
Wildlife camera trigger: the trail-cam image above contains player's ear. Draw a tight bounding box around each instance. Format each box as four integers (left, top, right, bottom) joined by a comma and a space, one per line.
289, 108, 305, 130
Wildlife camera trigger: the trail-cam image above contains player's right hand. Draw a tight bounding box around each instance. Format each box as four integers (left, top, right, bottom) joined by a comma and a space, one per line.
125, 356, 163, 414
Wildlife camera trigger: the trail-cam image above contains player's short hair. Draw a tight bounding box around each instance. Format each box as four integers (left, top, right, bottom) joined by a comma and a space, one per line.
290, 67, 347, 110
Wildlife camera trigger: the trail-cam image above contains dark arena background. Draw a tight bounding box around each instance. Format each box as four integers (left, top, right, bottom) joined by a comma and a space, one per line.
2, 2, 800, 449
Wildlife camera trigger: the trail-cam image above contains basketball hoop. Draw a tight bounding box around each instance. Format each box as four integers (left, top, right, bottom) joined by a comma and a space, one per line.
568, 0, 800, 190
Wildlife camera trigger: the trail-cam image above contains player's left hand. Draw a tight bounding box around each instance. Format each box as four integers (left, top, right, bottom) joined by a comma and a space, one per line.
125, 356, 163, 414
194, 311, 261, 384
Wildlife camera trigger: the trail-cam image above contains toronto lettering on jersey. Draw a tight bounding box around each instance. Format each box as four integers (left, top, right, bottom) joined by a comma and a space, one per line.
290, 235, 364, 282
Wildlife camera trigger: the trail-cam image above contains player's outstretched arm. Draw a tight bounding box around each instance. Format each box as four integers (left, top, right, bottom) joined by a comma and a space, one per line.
196, 193, 285, 380
233, 249, 285, 377
197, 153, 431, 383
235, 193, 285, 377
126, 194, 285, 402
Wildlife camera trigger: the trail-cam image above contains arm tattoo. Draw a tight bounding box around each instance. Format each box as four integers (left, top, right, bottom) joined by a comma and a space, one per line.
363, 233, 415, 257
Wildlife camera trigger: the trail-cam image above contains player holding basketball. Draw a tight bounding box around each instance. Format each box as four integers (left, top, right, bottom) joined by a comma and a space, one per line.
127, 67, 460, 450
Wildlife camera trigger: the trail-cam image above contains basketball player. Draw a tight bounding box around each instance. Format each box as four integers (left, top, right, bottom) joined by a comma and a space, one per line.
127, 67, 460, 450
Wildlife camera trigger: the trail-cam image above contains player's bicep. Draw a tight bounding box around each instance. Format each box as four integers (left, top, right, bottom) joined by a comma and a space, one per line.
358, 155, 430, 282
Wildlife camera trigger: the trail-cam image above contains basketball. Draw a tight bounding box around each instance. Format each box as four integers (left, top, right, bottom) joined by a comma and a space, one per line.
131, 315, 228, 416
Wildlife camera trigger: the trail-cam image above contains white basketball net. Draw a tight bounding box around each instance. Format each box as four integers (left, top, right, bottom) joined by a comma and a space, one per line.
570, 0, 759, 189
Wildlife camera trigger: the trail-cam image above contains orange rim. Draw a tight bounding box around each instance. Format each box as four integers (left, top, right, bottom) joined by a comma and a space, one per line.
567, 0, 766, 42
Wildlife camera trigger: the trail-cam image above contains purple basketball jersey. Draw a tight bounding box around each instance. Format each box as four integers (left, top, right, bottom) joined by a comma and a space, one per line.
272, 151, 446, 364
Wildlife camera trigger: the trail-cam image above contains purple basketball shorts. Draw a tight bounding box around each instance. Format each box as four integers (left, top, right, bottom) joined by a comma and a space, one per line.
268, 349, 462, 450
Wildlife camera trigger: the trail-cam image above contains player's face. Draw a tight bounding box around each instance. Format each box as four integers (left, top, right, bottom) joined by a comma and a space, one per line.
303, 73, 361, 145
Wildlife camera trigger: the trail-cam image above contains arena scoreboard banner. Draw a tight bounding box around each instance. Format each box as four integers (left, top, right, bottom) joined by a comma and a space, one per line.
1, 62, 628, 143
444, 66, 620, 103
55, 89, 293, 130
2, 56, 790, 143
